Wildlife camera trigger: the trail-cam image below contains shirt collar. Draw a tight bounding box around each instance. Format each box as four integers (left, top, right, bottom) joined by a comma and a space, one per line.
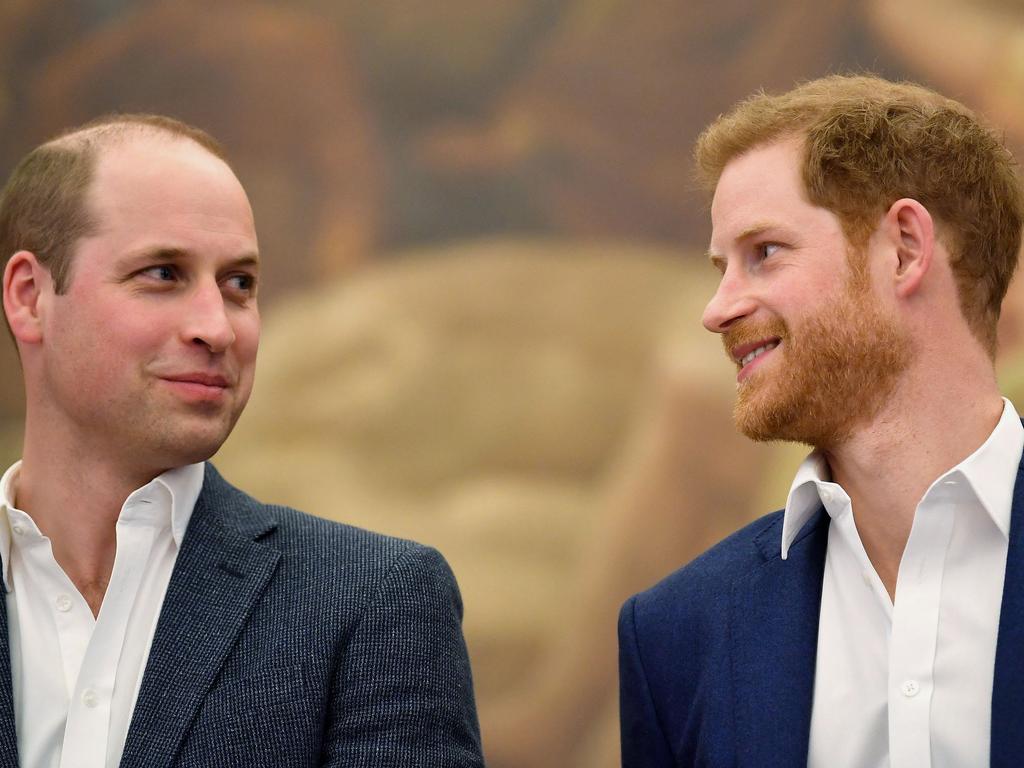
780, 398, 1024, 559
125, 462, 205, 547
780, 451, 833, 560
0, 461, 205, 592
951, 398, 1024, 539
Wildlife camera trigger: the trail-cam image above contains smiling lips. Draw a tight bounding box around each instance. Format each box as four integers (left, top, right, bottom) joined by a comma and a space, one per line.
731, 338, 781, 382
163, 372, 229, 386
159, 372, 232, 401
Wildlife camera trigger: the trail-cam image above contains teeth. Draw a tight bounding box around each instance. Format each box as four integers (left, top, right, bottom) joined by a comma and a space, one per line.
739, 342, 778, 367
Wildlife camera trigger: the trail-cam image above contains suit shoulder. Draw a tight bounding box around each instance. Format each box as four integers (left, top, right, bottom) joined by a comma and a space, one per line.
265, 504, 453, 586
203, 463, 449, 585
629, 509, 783, 621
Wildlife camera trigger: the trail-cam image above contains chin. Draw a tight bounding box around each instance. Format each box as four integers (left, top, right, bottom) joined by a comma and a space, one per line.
734, 393, 850, 448
154, 425, 234, 468
734, 385, 781, 440
735, 387, 811, 444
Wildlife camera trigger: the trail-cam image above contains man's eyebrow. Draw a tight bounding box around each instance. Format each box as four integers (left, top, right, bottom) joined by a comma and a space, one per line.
123, 247, 188, 264
117, 248, 261, 268
226, 253, 261, 270
116, 247, 189, 268
735, 221, 777, 242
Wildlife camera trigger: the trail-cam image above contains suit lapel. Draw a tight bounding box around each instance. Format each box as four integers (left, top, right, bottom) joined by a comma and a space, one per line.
991, 455, 1024, 766
119, 467, 280, 768
731, 509, 828, 768
0, 591, 18, 767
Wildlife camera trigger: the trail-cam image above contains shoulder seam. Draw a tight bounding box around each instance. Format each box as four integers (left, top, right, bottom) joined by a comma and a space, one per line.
337, 540, 421, 649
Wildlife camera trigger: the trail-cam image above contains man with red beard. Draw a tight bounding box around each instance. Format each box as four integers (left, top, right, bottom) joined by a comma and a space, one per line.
618, 75, 1024, 768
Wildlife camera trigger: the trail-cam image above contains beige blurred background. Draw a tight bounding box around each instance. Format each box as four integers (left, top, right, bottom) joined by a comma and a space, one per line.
2, 1, 1024, 765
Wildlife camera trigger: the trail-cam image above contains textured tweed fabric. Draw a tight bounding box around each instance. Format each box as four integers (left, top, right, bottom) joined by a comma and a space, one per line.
0, 463, 484, 768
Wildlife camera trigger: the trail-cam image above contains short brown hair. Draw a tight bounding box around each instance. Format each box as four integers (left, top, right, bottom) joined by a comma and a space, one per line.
695, 74, 1024, 357
0, 113, 227, 294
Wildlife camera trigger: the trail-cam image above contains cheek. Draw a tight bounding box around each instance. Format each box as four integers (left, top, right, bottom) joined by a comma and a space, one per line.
233, 315, 260, 368
776, 278, 845, 319
111, 320, 176, 362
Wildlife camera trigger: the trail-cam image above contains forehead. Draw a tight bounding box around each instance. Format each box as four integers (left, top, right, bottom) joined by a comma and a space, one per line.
709, 139, 842, 252
85, 133, 256, 242
711, 141, 804, 224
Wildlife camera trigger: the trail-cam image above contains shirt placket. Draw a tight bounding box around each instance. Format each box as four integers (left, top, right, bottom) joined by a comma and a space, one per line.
888, 488, 956, 768
60, 509, 159, 768
809, 487, 892, 768
14, 527, 98, 763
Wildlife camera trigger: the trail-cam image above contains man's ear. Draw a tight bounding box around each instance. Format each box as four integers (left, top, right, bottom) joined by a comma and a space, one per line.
883, 198, 935, 299
3, 250, 50, 344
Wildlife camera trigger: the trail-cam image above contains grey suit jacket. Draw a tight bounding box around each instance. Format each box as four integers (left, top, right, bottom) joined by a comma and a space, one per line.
0, 463, 484, 767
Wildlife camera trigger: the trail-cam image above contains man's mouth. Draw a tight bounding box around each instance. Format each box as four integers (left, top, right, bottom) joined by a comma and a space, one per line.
158, 371, 234, 402
738, 341, 779, 367
163, 372, 230, 387
731, 338, 782, 381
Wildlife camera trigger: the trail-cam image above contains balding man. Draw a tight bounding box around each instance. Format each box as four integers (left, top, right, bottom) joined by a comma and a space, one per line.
0, 115, 483, 768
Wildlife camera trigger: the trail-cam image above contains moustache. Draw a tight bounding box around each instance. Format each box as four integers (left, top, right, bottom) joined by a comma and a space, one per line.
721, 319, 788, 361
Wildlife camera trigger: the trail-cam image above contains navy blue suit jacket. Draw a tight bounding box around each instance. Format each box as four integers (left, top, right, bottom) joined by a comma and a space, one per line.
0, 464, 484, 767
619, 453, 1024, 767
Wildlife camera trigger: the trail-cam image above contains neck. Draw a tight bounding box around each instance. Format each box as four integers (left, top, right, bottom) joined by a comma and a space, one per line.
16, 410, 163, 616
820, 359, 1003, 599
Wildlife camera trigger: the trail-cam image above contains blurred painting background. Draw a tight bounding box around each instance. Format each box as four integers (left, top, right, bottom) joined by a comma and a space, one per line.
3, 1, 1024, 764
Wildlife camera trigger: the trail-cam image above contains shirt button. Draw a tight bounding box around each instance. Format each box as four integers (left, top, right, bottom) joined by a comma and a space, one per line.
81, 689, 99, 708
901, 680, 920, 698
55, 594, 72, 612
10, 524, 23, 536
861, 569, 873, 587
820, 488, 834, 504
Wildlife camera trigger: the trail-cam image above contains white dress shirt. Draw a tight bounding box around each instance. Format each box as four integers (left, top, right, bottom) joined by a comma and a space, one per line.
779, 399, 1024, 768
0, 461, 203, 768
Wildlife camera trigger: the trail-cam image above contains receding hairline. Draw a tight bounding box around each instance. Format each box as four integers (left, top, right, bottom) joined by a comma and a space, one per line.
38, 120, 241, 245
41, 113, 229, 165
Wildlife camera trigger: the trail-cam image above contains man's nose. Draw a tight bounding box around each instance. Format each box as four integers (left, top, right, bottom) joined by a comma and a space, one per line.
702, 270, 756, 334
182, 282, 235, 353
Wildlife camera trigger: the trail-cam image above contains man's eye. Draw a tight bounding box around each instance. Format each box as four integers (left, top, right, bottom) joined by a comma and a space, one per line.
140, 265, 177, 281
757, 243, 781, 260
225, 274, 257, 293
